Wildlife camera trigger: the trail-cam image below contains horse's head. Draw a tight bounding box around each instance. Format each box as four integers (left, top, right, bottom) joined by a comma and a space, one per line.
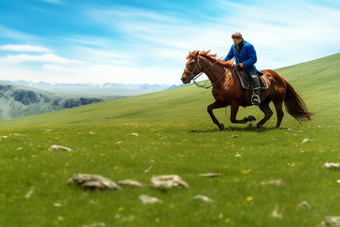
181, 50, 202, 84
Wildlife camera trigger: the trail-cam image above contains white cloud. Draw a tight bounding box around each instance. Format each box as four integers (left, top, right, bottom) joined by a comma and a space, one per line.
42, 64, 84, 73
216, 1, 340, 69
0, 45, 53, 52
1, 1, 340, 85
41, 64, 179, 84
74, 47, 134, 65
0, 54, 85, 64
61, 37, 109, 47
87, 1, 340, 71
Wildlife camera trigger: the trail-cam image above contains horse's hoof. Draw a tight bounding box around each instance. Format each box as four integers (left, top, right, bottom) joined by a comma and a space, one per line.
248, 116, 256, 122
218, 123, 225, 131
256, 123, 262, 128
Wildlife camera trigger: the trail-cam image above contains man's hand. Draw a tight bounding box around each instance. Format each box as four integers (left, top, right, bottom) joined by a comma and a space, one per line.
239, 63, 244, 68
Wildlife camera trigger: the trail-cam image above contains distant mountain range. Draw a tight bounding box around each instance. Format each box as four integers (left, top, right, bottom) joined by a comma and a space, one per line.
0, 82, 106, 121
2, 80, 183, 97
0, 80, 183, 121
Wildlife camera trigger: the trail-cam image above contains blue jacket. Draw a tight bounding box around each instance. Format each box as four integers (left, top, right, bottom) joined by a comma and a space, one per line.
224, 40, 263, 75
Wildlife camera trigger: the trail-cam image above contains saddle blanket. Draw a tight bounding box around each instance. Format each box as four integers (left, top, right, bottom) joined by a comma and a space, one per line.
235, 68, 269, 90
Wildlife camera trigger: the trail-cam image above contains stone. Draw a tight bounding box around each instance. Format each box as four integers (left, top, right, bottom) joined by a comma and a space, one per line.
324, 163, 340, 168
302, 138, 309, 144
42, 129, 53, 132
323, 216, 340, 226
299, 201, 311, 211
131, 133, 139, 136
150, 175, 189, 189
25, 187, 35, 199
67, 174, 121, 190
261, 180, 283, 186
0, 136, 7, 138
271, 205, 284, 219
139, 194, 161, 204
118, 179, 142, 187
194, 195, 214, 203
49, 145, 72, 152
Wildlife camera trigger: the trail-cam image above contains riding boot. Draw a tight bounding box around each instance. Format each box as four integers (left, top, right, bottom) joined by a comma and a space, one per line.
253, 88, 261, 105
250, 74, 261, 105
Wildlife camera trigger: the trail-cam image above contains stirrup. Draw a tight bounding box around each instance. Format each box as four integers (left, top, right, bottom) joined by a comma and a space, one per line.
251, 95, 261, 105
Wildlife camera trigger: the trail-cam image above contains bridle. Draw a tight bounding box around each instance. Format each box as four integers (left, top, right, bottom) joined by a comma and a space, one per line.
183, 54, 203, 78
183, 52, 235, 91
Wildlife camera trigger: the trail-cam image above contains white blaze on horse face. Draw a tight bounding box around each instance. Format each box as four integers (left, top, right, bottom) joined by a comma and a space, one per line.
190, 59, 195, 63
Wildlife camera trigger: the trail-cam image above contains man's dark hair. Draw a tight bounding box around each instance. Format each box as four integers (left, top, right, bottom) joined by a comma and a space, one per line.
231, 32, 243, 39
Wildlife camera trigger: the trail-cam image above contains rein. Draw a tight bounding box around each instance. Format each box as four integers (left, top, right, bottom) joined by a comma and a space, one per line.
211, 67, 235, 92
187, 56, 235, 91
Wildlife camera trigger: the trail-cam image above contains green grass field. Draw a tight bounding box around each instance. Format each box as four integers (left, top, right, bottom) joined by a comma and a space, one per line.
1, 53, 340, 227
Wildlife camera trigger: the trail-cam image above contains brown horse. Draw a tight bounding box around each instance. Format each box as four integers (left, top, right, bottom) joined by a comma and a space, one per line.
181, 50, 314, 130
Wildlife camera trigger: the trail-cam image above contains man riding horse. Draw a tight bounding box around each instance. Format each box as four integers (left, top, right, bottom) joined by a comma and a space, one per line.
224, 32, 262, 105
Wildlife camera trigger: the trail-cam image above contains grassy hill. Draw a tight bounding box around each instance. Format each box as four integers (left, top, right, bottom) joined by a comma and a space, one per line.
0, 53, 339, 227
0, 53, 339, 128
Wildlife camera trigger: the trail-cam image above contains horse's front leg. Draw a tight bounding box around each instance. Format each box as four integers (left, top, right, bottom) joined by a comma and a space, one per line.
207, 101, 227, 130
230, 103, 250, 124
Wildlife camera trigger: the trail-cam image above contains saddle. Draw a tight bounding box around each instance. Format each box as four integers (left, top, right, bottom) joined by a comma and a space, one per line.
235, 67, 269, 90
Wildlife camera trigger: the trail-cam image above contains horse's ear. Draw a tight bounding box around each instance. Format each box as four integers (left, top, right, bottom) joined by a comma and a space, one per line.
186, 51, 192, 59
196, 50, 199, 57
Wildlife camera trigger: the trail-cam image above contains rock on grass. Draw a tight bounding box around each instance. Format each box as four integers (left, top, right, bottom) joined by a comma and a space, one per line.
150, 175, 189, 189
139, 194, 161, 204
67, 174, 122, 190
194, 195, 214, 203
49, 145, 72, 152
322, 216, 340, 226
324, 163, 340, 168
118, 179, 142, 187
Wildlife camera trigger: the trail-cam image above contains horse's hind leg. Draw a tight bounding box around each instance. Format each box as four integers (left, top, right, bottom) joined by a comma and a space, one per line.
207, 101, 227, 130
257, 95, 273, 128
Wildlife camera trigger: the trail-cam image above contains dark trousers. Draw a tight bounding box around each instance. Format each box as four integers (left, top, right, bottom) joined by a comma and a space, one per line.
246, 69, 260, 90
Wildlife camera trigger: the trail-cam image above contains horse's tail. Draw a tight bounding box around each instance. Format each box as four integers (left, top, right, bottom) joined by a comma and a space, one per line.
284, 80, 314, 122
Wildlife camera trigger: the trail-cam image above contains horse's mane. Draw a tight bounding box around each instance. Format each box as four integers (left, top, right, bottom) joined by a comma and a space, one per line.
186, 49, 234, 68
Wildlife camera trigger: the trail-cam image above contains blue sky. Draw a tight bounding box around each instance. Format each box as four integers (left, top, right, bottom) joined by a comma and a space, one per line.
1, 0, 340, 85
